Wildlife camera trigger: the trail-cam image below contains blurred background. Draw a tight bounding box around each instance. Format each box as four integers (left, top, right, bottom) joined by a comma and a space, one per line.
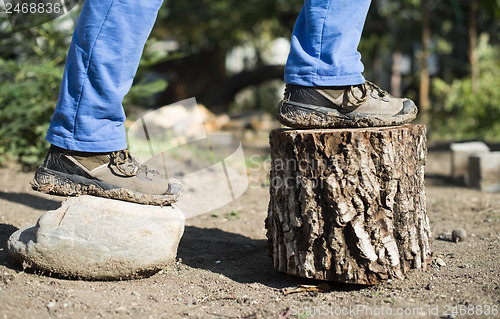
0, 0, 499, 167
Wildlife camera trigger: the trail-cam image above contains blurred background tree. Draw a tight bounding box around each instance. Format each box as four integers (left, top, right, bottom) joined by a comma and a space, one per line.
0, 0, 499, 166
0, 7, 75, 166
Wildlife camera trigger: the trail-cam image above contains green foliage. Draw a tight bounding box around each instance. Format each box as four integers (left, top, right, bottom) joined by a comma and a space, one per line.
0, 58, 62, 166
0, 11, 74, 167
0, 7, 168, 167
227, 209, 241, 220
123, 77, 168, 108
431, 34, 500, 140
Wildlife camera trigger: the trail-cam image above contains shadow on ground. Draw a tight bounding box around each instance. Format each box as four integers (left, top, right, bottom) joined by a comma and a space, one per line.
1, 217, 368, 293
0, 191, 61, 211
178, 226, 366, 292
0, 223, 23, 271
424, 173, 453, 186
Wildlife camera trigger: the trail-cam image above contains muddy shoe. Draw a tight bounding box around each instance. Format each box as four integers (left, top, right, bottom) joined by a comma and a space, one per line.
276, 81, 417, 128
31, 145, 182, 206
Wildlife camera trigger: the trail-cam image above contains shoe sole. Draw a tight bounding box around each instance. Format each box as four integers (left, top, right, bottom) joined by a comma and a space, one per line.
276, 99, 418, 129
31, 166, 179, 206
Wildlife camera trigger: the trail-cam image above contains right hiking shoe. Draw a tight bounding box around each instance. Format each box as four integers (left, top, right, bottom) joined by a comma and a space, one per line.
32, 145, 182, 206
276, 81, 418, 129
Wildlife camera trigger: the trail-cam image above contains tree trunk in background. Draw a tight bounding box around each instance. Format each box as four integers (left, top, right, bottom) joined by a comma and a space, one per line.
373, 44, 383, 86
211, 65, 285, 110
266, 125, 431, 285
419, 0, 431, 125
155, 52, 284, 112
469, 0, 479, 93
391, 50, 402, 98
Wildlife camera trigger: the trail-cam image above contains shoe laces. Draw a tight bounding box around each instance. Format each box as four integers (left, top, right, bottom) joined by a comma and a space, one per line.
345, 81, 388, 107
110, 149, 141, 177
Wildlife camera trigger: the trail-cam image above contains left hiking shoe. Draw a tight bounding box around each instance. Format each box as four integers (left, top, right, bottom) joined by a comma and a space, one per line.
276, 81, 418, 128
31, 145, 182, 206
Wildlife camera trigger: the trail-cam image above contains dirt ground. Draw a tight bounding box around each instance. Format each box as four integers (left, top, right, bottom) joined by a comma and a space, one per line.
0, 137, 499, 319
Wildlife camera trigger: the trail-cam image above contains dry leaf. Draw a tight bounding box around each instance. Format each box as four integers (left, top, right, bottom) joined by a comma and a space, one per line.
282, 283, 331, 295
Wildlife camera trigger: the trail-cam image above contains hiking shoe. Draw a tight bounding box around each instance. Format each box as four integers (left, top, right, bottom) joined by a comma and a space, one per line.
276, 81, 417, 128
31, 145, 182, 206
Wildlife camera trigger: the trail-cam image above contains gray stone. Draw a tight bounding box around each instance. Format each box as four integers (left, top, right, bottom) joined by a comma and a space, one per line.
451, 228, 467, 242
450, 141, 490, 185
468, 152, 500, 192
8, 195, 185, 280
435, 257, 446, 267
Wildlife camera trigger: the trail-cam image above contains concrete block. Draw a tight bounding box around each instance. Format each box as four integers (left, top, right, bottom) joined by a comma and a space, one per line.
468, 152, 500, 192
450, 141, 490, 184
8, 195, 185, 280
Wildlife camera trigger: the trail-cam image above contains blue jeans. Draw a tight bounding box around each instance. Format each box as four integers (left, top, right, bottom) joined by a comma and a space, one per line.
47, 0, 369, 152
285, 0, 371, 87
46, 0, 164, 152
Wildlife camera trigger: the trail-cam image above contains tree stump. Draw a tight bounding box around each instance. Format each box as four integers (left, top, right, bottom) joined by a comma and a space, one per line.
265, 124, 431, 285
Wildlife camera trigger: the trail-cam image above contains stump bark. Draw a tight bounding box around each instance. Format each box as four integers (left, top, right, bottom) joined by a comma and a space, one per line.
265, 124, 431, 285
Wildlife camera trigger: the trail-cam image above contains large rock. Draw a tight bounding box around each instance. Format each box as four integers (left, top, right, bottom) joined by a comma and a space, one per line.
450, 141, 490, 185
468, 152, 500, 192
8, 195, 185, 280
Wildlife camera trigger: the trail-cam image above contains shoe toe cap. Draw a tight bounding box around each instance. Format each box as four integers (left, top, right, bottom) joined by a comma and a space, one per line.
166, 180, 183, 196
401, 99, 418, 115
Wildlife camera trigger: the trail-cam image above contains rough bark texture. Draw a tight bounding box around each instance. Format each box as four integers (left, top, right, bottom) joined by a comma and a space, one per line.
265, 124, 431, 285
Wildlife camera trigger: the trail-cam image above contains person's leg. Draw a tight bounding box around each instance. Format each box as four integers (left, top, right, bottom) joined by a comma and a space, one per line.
278, 0, 417, 129
284, 0, 371, 87
46, 0, 163, 152
33, 0, 182, 206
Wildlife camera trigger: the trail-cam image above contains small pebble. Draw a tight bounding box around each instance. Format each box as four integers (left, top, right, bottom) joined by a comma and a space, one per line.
425, 282, 434, 290
451, 228, 467, 242
115, 306, 128, 314
46, 301, 56, 310
435, 257, 446, 267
